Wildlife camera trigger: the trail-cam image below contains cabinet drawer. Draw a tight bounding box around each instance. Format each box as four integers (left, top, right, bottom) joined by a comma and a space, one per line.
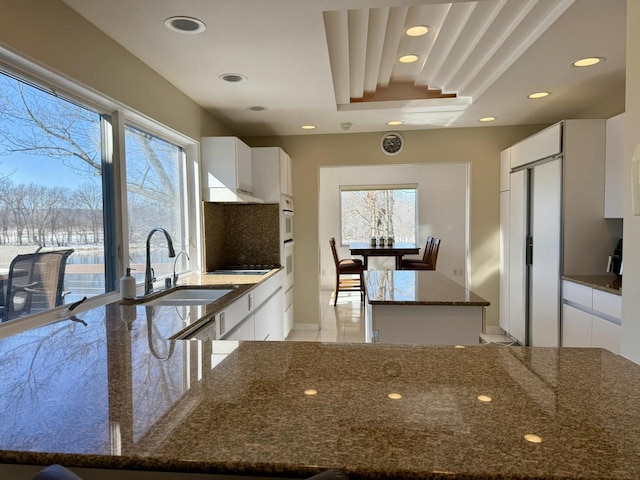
562, 280, 592, 307
592, 289, 622, 319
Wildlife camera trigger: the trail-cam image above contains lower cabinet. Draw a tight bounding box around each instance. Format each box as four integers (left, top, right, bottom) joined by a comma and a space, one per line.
219, 270, 284, 341
561, 280, 621, 354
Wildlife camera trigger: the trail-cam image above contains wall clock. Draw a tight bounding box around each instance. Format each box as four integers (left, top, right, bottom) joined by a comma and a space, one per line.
381, 132, 404, 156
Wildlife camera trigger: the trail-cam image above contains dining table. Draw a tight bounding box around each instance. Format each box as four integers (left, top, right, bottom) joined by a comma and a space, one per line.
349, 242, 420, 269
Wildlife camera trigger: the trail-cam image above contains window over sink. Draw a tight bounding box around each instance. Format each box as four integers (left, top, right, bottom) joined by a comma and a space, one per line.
0, 60, 198, 325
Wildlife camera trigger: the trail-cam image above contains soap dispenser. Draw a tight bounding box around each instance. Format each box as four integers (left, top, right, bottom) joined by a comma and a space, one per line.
120, 268, 137, 299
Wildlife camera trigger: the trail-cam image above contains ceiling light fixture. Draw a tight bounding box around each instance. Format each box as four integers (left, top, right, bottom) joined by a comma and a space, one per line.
388, 393, 402, 400
164, 16, 206, 34
528, 92, 550, 99
219, 73, 247, 83
479, 116, 496, 122
406, 25, 430, 37
387, 121, 403, 126
572, 57, 605, 67
524, 433, 543, 444
477, 395, 492, 403
301, 125, 316, 130
399, 54, 419, 64
248, 106, 267, 111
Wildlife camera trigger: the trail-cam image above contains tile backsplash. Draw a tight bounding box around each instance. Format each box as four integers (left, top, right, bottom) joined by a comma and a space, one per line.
203, 202, 280, 271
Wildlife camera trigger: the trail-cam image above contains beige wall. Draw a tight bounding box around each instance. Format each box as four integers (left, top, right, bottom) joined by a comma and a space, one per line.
0, 0, 230, 140
246, 126, 547, 328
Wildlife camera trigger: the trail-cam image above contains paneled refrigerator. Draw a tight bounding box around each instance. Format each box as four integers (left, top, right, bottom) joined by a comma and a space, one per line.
502, 120, 612, 347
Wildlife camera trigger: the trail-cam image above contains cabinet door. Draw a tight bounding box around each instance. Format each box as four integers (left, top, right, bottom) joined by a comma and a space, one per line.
499, 190, 510, 334
236, 139, 253, 193
255, 289, 284, 341
605, 113, 625, 218
591, 316, 620, 354
562, 304, 592, 347
224, 315, 255, 341
511, 123, 562, 169
508, 170, 527, 345
529, 159, 562, 347
279, 150, 292, 196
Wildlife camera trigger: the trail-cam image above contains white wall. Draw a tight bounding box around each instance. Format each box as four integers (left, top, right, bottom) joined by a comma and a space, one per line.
319, 163, 468, 289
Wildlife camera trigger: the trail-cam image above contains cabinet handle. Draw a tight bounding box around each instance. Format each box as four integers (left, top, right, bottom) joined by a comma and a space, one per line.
219, 312, 225, 336
248, 293, 254, 311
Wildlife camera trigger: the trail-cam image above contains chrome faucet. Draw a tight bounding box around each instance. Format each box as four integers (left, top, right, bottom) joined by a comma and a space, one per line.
172, 250, 190, 287
145, 227, 176, 295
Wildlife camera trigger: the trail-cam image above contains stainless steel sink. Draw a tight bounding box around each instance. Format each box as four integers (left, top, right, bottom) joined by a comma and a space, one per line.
144, 288, 235, 306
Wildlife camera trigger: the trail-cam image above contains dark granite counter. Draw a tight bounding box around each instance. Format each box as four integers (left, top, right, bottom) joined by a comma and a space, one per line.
1, 273, 640, 479
365, 270, 489, 306
563, 274, 622, 296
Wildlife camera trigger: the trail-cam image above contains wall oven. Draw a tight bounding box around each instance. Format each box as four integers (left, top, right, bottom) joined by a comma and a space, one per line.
281, 195, 294, 243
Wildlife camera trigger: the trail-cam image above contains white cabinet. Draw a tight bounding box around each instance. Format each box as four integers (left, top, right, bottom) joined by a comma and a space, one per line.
499, 146, 511, 337
201, 137, 261, 202
252, 146, 293, 200
561, 279, 621, 354
605, 113, 625, 218
510, 123, 562, 169
218, 270, 284, 341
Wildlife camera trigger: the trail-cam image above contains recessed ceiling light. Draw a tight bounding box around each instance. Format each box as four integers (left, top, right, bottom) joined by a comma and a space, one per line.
164, 16, 206, 34
528, 92, 550, 99
399, 54, 419, 64
387, 120, 403, 126
572, 57, 605, 67
248, 106, 267, 111
388, 393, 402, 400
219, 73, 247, 83
479, 116, 496, 122
406, 25, 430, 37
301, 125, 316, 130
477, 395, 492, 403
304, 389, 318, 396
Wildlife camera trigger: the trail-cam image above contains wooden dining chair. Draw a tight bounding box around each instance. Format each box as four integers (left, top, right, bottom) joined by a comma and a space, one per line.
401, 237, 441, 270
329, 237, 365, 306
1, 248, 74, 322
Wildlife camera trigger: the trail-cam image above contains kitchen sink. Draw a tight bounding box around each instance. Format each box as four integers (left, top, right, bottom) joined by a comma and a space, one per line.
144, 288, 235, 306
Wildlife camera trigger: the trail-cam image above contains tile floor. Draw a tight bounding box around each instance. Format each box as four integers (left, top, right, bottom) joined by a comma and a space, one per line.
285, 290, 366, 343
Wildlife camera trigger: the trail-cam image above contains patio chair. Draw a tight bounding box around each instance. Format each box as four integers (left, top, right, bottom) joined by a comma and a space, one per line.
1, 248, 74, 322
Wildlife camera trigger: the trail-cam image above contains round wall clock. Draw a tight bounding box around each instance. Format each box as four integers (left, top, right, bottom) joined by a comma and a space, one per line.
381, 132, 404, 156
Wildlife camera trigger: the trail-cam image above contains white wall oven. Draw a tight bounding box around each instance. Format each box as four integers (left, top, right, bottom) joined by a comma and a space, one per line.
281, 195, 294, 336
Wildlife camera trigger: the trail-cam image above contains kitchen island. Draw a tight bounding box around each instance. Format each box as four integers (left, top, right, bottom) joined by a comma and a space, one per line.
2, 275, 640, 480
364, 270, 490, 345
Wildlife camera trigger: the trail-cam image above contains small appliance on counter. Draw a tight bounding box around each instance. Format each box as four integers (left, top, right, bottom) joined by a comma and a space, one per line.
606, 238, 623, 277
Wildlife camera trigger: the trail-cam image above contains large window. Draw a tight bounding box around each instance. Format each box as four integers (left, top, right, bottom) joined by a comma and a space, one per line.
0, 70, 110, 305
0, 63, 196, 323
340, 185, 417, 244
125, 125, 188, 284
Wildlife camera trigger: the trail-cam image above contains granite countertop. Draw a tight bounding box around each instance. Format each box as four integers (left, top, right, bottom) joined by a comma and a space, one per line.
365, 270, 490, 306
2, 315, 640, 480
562, 274, 622, 296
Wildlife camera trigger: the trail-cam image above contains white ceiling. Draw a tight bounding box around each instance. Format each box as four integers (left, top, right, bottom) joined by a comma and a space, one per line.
61, 0, 626, 137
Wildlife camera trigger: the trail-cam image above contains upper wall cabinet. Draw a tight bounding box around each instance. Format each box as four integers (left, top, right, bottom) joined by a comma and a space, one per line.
252, 147, 293, 201
201, 137, 263, 203
510, 123, 562, 169
605, 112, 625, 219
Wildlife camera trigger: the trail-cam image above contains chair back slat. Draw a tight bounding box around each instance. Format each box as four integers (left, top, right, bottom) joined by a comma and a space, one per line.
329, 237, 340, 267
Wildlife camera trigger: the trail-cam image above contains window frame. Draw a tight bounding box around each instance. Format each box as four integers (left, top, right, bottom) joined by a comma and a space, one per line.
0, 47, 202, 333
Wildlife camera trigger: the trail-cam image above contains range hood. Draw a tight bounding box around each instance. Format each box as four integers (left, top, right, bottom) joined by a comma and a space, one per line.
202, 187, 264, 204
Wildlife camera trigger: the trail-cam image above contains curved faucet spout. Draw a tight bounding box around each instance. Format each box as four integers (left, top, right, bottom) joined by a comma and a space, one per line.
145, 227, 176, 295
